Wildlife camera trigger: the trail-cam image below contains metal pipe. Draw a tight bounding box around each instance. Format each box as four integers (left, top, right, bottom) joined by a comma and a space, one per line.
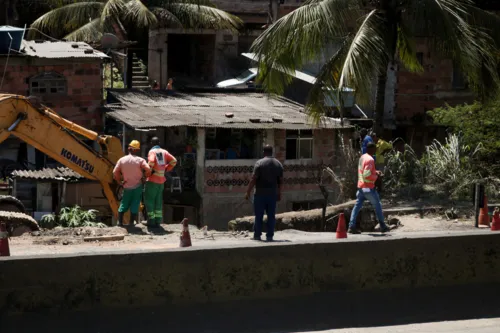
7, 117, 23, 132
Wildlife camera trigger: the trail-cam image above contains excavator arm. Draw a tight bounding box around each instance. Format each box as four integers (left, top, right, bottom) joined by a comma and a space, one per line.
0, 94, 125, 223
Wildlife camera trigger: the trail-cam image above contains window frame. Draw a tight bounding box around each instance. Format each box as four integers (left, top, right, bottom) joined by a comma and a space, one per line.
285, 130, 314, 160
29, 72, 67, 96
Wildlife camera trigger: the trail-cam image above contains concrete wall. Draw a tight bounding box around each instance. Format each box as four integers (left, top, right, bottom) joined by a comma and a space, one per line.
203, 189, 328, 229
1, 232, 500, 314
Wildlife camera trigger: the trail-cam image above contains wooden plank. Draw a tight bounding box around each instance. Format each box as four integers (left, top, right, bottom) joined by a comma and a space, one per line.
83, 235, 125, 242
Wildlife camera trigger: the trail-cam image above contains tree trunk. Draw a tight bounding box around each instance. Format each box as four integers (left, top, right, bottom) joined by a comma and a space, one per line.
374, 73, 387, 133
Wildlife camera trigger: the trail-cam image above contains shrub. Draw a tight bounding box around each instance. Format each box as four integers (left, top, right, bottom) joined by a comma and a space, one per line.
41, 206, 106, 229
424, 134, 483, 198
325, 133, 359, 203
384, 142, 424, 195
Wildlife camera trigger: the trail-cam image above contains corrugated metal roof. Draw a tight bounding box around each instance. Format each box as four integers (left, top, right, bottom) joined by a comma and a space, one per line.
11, 167, 84, 181
21, 40, 109, 59
105, 89, 349, 130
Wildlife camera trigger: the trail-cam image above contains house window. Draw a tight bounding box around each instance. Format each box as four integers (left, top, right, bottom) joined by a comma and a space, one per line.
286, 130, 313, 159
29, 72, 67, 95
452, 65, 467, 89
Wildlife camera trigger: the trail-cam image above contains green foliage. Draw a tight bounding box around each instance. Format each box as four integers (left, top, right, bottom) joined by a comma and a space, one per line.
40, 213, 56, 229
383, 133, 500, 200
104, 64, 125, 89
428, 101, 500, 158
384, 144, 424, 194
323, 133, 358, 203
250, 0, 500, 126
424, 134, 483, 198
41, 206, 107, 229
29, 0, 243, 42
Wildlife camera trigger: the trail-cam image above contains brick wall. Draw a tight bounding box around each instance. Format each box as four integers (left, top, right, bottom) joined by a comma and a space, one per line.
395, 39, 474, 121
0, 59, 103, 130
203, 128, 337, 194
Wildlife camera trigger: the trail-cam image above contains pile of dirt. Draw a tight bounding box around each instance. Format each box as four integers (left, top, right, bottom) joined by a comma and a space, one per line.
228, 200, 380, 232
35, 226, 126, 238
0, 211, 39, 235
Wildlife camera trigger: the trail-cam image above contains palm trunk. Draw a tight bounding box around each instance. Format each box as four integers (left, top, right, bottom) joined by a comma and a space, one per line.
374, 73, 387, 134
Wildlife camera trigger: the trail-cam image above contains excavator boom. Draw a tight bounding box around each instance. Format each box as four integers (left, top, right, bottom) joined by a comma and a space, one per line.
0, 94, 125, 221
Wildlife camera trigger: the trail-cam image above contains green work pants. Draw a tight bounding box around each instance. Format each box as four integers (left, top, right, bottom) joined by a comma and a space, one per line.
118, 186, 143, 214
144, 182, 164, 226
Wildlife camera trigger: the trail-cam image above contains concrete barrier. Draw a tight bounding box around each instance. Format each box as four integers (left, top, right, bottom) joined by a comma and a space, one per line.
1, 232, 500, 314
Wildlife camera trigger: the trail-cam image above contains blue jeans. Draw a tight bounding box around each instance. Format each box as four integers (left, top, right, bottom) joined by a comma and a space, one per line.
253, 194, 277, 239
348, 188, 387, 230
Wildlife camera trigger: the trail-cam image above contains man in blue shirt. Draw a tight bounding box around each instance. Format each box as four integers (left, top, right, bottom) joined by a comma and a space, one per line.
360, 128, 373, 155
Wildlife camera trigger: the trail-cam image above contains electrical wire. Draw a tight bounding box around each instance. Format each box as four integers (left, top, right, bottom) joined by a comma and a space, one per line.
25, 28, 62, 42
0, 33, 13, 91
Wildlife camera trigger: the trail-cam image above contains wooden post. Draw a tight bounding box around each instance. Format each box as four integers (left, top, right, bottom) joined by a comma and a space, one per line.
12, 178, 17, 198
319, 184, 329, 231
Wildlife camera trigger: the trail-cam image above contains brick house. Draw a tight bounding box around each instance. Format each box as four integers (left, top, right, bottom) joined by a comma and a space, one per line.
0, 29, 109, 210
105, 88, 352, 230
0, 38, 108, 129
147, 0, 304, 87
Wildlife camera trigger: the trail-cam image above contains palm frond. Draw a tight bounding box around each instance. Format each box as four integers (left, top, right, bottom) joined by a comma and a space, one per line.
28, 1, 105, 39
465, 5, 500, 48
408, 0, 500, 99
124, 0, 158, 27
165, 3, 243, 30
306, 37, 351, 122
64, 17, 103, 42
251, 0, 360, 95
150, 7, 182, 28
338, 9, 391, 106
101, 0, 126, 22
396, 22, 424, 73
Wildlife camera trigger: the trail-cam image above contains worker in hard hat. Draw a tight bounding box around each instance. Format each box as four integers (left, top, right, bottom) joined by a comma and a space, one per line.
144, 137, 177, 227
113, 140, 151, 227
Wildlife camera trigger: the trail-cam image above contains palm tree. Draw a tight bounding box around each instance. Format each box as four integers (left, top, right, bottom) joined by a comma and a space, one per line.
28, 0, 242, 42
250, 0, 500, 132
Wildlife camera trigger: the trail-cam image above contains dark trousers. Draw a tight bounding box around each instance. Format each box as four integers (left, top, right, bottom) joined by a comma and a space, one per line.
253, 194, 277, 239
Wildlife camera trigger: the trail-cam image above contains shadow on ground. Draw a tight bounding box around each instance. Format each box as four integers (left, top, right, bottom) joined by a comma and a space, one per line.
2, 284, 500, 333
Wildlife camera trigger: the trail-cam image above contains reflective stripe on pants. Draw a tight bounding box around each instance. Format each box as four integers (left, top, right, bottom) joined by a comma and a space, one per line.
144, 182, 164, 225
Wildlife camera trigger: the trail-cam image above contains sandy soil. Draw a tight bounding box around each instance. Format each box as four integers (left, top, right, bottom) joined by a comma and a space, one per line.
5, 213, 486, 258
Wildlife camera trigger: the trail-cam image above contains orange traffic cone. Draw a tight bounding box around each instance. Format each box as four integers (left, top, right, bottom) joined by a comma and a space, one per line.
491, 207, 500, 231
0, 222, 10, 257
336, 213, 347, 239
479, 195, 490, 227
179, 218, 192, 247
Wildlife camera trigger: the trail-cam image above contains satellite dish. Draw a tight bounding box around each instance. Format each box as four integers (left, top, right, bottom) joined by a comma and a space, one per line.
101, 33, 119, 52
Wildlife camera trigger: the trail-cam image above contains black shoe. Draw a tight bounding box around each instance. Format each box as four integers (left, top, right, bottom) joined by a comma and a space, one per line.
117, 212, 124, 227
130, 214, 138, 226
380, 225, 390, 233
348, 227, 361, 234
266, 237, 274, 242
253, 235, 262, 241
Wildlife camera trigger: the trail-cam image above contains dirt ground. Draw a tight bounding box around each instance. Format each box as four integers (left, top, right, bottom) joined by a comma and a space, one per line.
6, 212, 486, 257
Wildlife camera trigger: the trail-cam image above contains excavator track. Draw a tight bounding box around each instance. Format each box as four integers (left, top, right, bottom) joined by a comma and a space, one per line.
0, 195, 39, 236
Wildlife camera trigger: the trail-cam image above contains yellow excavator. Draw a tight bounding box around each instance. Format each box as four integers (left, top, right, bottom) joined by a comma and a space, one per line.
0, 94, 128, 231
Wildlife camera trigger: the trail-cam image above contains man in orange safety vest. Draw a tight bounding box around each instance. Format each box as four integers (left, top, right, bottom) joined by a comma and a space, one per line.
144, 137, 177, 227
348, 142, 389, 234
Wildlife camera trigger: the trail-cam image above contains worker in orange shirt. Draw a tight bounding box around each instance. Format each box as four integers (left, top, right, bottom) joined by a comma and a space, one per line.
144, 137, 177, 227
113, 140, 151, 227
348, 142, 389, 234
